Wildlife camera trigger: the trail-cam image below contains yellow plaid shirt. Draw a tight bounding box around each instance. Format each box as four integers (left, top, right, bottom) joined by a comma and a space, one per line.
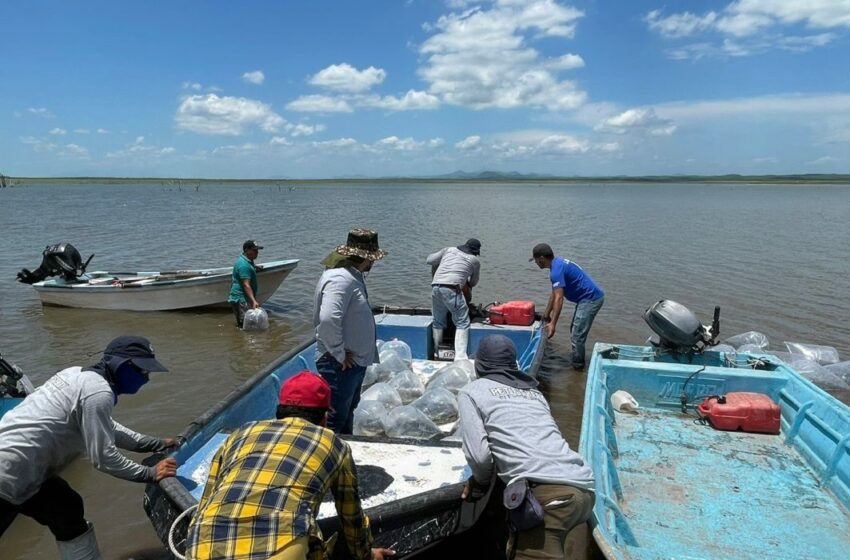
186, 418, 373, 560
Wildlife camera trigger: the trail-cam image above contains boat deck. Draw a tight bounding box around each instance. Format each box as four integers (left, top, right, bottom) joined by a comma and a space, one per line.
614, 408, 850, 559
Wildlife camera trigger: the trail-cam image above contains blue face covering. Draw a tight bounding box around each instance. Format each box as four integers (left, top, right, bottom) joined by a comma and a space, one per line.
113, 362, 149, 395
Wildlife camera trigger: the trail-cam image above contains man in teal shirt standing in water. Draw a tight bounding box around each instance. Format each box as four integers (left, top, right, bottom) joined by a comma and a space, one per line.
228, 240, 263, 328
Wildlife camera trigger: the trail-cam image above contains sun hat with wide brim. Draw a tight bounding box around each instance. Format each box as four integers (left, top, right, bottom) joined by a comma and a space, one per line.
334, 228, 387, 261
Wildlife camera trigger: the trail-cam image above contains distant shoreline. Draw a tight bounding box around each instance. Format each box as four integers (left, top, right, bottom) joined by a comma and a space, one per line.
4, 174, 850, 186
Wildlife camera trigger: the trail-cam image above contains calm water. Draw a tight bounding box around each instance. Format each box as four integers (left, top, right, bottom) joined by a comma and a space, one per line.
1, 182, 849, 559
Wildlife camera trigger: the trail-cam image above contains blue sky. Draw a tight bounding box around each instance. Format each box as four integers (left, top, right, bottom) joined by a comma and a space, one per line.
2, 0, 849, 178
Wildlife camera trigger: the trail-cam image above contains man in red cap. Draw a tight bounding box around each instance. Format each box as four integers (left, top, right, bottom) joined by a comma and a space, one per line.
186, 371, 395, 560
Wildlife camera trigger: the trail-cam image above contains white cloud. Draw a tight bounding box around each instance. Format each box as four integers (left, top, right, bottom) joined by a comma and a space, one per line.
311, 138, 359, 149
20, 136, 58, 152
357, 90, 441, 111
647, 1, 850, 58
182, 82, 203, 91
49, 128, 67, 135
455, 135, 482, 150
285, 123, 327, 137
308, 63, 387, 92
107, 139, 176, 159
242, 70, 265, 85
27, 107, 53, 118
655, 93, 850, 121
286, 95, 353, 113
60, 144, 89, 158
597, 108, 677, 136
175, 94, 286, 135
429, 138, 446, 148
419, 0, 586, 111
807, 155, 841, 165
269, 136, 291, 146
74, 129, 90, 134
97, 128, 110, 134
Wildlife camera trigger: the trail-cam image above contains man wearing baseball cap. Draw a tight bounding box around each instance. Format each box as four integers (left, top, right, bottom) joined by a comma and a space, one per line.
186, 371, 394, 560
0, 336, 177, 559
227, 239, 265, 328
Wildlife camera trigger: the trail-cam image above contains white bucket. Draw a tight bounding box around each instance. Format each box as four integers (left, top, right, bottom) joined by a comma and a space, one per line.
611, 390, 639, 413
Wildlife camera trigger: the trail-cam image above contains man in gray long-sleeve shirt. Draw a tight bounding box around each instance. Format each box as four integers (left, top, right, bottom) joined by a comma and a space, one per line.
314, 229, 386, 434
0, 336, 177, 560
458, 335, 594, 560
426, 238, 481, 360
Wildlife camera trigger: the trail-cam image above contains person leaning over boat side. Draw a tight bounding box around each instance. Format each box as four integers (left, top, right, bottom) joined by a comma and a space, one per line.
530, 243, 604, 370
227, 239, 264, 328
458, 335, 595, 560
185, 371, 395, 560
314, 229, 386, 434
0, 336, 177, 560
425, 238, 481, 360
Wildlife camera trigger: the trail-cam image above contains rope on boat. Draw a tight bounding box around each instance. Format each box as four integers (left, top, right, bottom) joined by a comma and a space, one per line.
168, 504, 198, 560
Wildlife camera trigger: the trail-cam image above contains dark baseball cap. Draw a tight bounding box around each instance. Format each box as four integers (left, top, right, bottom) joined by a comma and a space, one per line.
104, 336, 168, 372
243, 240, 264, 251
464, 238, 482, 256
529, 243, 554, 261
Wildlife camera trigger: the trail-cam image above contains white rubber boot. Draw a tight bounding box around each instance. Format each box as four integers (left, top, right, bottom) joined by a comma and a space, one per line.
454, 328, 469, 361
57, 522, 103, 560
432, 328, 444, 357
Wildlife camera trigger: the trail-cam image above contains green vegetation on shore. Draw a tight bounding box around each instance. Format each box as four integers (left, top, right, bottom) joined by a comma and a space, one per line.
4, 172, 850, 186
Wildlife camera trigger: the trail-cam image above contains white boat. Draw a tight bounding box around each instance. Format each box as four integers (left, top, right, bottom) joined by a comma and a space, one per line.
30, 259, 299, 311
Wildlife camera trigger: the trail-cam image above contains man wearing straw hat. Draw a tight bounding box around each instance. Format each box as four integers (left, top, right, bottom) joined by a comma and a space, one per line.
314, 229, 386, 434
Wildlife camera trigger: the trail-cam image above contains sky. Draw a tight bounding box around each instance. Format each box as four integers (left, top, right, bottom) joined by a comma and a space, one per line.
2, 0, 850, 179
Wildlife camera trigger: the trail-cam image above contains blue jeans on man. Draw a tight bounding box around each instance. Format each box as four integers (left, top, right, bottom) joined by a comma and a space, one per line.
570, 297, 604, 367
431, 285, 471, 329
315, 353, 366, 434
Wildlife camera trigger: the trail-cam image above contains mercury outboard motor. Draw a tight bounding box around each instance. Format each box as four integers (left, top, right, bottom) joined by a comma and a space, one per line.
0, 352, 31, 398
16, 243, 93, 284
644, 300, 720, 354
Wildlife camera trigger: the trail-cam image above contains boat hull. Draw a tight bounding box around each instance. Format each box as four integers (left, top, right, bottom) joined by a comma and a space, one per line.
580, 344, 850, 560
143, 309, 545, 558
32, 259, 298, 311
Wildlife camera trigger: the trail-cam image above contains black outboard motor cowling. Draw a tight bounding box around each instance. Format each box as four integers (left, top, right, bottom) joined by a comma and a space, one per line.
644, 300, 720, 353
16, 243, 93, 284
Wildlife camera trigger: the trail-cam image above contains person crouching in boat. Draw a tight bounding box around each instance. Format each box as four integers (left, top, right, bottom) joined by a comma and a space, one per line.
0, 336, 177, 560
314, 229, 386, 434
426, 238, 481, 360
228, 240, 264, 328
458, 335, 595, 560
185, 371, 395, 560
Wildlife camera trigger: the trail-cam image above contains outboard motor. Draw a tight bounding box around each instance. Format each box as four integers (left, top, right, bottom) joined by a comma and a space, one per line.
644, 300, 720, 354
0, 352, 30, 398
16, 243, 93, 284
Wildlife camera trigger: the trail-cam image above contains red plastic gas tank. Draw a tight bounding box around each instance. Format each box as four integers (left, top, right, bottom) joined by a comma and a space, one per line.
489, 301, 535, 326
697, 392, 780, 434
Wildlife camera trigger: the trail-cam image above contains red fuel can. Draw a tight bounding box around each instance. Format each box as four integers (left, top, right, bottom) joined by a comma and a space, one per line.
489, 301, 536, 326
697, 392, 780, 434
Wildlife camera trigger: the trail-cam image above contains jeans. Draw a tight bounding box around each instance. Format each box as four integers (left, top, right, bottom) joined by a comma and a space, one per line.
230, 301, 248, 328
316, 353, 366, 434
431, 285, 471, 330
570, 298, 604, 367
0, 477, 89, 541
514, 484, 595, 560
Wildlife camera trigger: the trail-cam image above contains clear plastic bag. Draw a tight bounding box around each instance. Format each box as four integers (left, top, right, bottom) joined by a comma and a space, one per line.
383, 405, 442, 439
411, 387, 459, 424
790, 358, 850, 390
706, 344, 736, 354
724, 331, 769, 350
454, 359, 475, 376
387, 369, 425, 404
784, 342, 840, 365
426, 363, 476, 394
360, 382, 403, 410
825, 361, 850, 384
737, 344, 767, 355
379, 340, 413, 367
363, 364, 380, 388
762, 350, 795, 364
376, 350, 408, 382
242, 308, 269, 331
353, 400, 388, 436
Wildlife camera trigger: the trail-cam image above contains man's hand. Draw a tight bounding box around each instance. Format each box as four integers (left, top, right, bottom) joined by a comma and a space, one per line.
255, 264, 264, 271
461, 477, 488, 502
250, 300, 260, 309
545, 323, 556, 339
342, 350, 355, 370
154, 458, 177, 481
163, 437, 180, 449
371, 548, 396, 559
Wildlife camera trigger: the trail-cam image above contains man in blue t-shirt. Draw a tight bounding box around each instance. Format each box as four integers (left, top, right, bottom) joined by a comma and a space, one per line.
530, 243, 604, 370
227, 240, 263, 328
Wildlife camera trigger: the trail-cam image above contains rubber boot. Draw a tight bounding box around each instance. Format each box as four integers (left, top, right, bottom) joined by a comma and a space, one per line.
454, 328, 469, 361
56, 522, 103, 560
432, 328, 444, 358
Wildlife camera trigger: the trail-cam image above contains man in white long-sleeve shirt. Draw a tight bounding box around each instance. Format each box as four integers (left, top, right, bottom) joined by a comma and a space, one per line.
458, 335, 594, 560
314, 229, 386, 434
426, 238, 481, 360
0, 336, 177, 560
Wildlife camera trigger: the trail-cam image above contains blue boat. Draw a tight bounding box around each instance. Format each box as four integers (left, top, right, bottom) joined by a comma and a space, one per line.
144, 306, 545, 558
580, 304, 850, 559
